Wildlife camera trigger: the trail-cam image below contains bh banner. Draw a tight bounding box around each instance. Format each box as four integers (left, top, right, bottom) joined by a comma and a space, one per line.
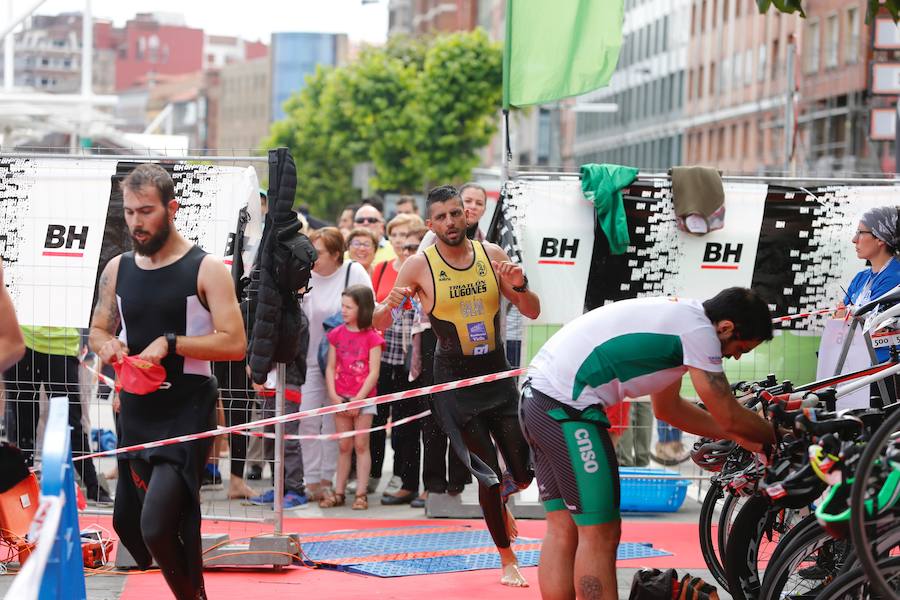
502, 179, 595, 325
0, 158, 260, 329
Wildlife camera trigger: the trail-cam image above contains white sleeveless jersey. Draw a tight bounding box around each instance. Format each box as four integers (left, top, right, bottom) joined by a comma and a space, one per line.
528, 297, 724, 411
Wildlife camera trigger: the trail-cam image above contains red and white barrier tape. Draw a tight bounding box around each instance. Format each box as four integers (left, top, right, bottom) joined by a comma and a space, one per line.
74, 367, 526, 462
771, 307, 834, 324
236, 409, 432, 441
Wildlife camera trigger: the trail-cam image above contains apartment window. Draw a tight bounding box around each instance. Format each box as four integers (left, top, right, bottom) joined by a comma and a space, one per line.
720, 56, 729, 92
734, 53, 743, 89
742, 121, 750, 156
718, 127, 726, 159
730, 124, 738, 157
771, 38, 780, 80
758, 44, 767, 82
846, 7, 859, 64
825, 14, 839, 68
701, 0, 707, 32
744, 49, 753, 85
736, 0, 742, 18
709, 62, 716, 96
805, 20, 820, 73
688, 69, 694, 100
723, 0, 729, 22
698, 65, 705, 98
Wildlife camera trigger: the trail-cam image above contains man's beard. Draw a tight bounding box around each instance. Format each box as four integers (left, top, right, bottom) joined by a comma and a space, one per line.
131, 221, 170, 256
436, 227, 466, 247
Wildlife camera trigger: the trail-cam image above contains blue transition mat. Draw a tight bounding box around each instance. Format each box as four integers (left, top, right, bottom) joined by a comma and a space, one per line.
298, 526, 671, 577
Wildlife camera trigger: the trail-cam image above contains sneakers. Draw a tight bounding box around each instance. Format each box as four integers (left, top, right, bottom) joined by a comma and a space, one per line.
87, 487, 114, 507
247, 489, 276, 506
383, 476, 402, 494
202, 464, 223, 488
283, 491, 309, 510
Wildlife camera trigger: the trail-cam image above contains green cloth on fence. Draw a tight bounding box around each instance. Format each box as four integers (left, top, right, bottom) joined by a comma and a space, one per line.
580, 163, 639, 255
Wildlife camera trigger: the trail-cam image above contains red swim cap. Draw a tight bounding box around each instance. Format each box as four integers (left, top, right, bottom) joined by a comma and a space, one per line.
113, 356, 167, 395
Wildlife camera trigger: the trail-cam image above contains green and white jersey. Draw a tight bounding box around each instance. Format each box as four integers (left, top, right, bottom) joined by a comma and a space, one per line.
528, 297, 724, 411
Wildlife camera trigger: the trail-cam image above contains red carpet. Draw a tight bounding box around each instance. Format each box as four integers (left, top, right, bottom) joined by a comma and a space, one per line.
77, 515, 704, 600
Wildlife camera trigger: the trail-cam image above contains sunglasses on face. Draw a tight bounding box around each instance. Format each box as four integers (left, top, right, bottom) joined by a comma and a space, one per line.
401, 244, 419, 253
355, 217, 381, 224
350, 240, 374, 249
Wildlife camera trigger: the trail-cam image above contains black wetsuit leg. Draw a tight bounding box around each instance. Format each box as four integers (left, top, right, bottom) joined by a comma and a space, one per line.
458, 404, 533, 549
115, 458, 207, 600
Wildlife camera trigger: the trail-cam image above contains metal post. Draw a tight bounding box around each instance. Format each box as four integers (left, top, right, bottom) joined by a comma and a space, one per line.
784, 35, 796, 175
895, 98, 900, 175
4, 0, 14, 91
273, 362, 286, 536
500, 109, 510, 184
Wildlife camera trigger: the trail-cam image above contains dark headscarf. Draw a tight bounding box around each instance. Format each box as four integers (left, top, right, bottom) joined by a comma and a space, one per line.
861, 206, 900, 253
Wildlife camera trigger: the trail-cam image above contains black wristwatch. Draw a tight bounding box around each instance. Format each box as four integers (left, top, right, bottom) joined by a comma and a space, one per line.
512, 275, 529, 293
165, 332, 177, 356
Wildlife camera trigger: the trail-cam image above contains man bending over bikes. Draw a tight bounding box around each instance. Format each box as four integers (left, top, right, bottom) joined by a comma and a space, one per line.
520, 287, 777, 600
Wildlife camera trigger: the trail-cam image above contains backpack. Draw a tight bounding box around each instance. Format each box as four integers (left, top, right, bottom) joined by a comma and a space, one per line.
629, 569, 719, 600
317, 261, 354, 374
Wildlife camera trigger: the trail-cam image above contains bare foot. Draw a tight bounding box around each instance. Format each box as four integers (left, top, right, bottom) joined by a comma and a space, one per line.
228, 479, 257, 499
504, 506, 519, 542
500, 562, 529, 587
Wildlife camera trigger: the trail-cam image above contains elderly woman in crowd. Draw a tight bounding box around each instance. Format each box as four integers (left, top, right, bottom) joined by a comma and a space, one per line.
301, 227, 373, 502
346, 227, 381, 278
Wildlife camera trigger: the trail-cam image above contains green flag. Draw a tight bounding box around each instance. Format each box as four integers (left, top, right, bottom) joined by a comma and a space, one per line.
502, 0, 624, 108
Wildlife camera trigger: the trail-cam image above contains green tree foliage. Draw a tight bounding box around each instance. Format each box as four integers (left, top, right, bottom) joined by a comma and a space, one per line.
262, 30, 502, 220
757, 0, 900, 22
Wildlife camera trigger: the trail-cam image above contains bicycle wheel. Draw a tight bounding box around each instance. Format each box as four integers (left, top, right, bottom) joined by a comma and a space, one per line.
758, 512, 824, 599
699, 480, 730, 590
816, 555, 900, 599
724, 495, 801, 600
717, 492, 748, 571
848, 406, 900, 600
758, 520, 850, 600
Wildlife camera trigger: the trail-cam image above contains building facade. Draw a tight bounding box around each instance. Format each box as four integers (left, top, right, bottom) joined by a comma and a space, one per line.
113, 12, 205, 91
797, 0, 875, 175
574, 0, 688, 171
215, 57, 271, 152
270, 32, 349, 122
1, 13, 117, 94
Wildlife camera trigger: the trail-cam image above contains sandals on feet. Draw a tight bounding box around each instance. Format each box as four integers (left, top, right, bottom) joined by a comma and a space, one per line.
318, 488, 345, 508
352, 494, 368, 510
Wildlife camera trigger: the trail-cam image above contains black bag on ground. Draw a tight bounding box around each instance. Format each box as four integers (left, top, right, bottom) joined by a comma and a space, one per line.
629, 568, 678, 600
0, 442, 30, 493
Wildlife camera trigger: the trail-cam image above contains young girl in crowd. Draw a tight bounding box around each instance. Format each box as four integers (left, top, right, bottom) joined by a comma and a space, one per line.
322, 284, 384, 510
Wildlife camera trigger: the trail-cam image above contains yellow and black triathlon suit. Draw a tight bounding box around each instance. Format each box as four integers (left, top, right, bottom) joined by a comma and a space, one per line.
423, 240, 532, 550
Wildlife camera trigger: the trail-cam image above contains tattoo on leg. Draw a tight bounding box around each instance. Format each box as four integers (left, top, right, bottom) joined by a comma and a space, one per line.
579, 576, 603, 600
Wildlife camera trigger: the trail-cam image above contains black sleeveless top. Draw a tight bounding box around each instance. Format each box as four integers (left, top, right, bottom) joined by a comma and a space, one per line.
115, 245, 218, 497
116, 244, 214, 383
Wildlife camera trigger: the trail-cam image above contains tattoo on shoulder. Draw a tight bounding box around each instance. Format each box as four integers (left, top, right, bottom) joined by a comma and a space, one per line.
92, 266, 120, 330
578, 576, 603, 600
704, 370, 732, 395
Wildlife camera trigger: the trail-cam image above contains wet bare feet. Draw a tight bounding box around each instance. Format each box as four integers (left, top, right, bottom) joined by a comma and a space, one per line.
227, 478, 256, 499
504, 505, 519, 542
500, 562, 528, 587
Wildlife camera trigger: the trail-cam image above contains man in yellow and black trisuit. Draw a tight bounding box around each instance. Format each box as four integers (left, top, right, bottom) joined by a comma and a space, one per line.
374, 184, 541, 587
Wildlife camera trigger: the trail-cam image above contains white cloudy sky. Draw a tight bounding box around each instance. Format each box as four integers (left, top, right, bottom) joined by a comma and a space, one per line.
28, 0, 389, 44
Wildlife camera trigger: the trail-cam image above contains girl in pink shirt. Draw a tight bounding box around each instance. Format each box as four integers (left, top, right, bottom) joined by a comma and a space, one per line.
322, 285, 384, 510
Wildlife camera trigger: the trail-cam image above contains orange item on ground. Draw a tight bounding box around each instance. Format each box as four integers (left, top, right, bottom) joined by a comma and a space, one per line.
0, 472, 39, 563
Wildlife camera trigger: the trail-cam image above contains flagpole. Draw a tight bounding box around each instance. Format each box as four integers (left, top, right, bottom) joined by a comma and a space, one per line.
501, 109, 510, 184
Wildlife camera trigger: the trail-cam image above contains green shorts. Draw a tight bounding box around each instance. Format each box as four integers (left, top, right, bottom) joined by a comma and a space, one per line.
519, 383, 620, 525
